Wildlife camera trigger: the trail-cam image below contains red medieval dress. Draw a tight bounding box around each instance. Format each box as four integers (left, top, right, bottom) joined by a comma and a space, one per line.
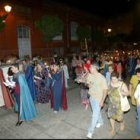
0, 68, 14, 108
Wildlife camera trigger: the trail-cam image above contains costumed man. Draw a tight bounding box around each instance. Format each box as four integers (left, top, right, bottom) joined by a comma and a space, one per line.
49, 63, 68, 113
22, 58, 37, 101
10, 63, 38, 126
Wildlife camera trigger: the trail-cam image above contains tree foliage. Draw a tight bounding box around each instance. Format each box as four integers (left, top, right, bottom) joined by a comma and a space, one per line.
35, 15, 64, 42
106, 34, 121, 43
92, 28, 105, 43
0, 16, 6, 33
76, 25, 91, 41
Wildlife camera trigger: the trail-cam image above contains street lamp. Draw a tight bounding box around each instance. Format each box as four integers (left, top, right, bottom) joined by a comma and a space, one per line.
4, 5, 12, 13
0, 5, 12, 22
108, 28, 112, 32
0, 5, 12, 32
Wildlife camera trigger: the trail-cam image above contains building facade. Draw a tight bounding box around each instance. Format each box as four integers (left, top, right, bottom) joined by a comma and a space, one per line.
0, 0, 101, 59
0, 0, 136, 60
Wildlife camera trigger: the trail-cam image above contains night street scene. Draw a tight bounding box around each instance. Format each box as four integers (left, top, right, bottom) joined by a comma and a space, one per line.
0, 0, 140, 139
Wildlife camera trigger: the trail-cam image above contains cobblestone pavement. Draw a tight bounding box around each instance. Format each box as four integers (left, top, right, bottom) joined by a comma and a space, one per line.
0, 79, 137, 139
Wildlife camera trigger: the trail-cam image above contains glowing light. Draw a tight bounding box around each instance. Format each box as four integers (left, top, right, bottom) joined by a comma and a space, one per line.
108, 28, 112, 32
4, 5, 12, 13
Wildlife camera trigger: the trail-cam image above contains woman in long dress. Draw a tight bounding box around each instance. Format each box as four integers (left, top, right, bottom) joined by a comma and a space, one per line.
0, 67, 14, 109
6, 67, 18, 112
108, 71, 130, 135
22, 59, 37, 101
75, 64, 90, 109
49, 64, 67, 113
129, 72, 139, 106
11, 63, 38, 126
34, 61, 50, 103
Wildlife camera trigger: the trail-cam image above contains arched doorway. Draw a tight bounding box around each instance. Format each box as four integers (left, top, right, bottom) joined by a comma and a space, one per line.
17, 25, 32, 58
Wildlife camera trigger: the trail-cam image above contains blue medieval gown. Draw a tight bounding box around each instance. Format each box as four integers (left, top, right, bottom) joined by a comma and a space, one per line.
50, 70, 68, 111
13, 72, 38, 122
24, 63, 37, 101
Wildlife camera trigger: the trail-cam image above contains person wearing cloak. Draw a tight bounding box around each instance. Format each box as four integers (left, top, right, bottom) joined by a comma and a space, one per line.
11, 63, 38, 126
22, 58, 37, 101
49, 64, 68, 113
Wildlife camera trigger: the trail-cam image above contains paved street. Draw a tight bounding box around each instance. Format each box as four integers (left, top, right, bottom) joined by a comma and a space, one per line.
0, 79, 137, 139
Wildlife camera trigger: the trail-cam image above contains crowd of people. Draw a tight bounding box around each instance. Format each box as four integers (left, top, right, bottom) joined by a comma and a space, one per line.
0, 50, 140, 139
73, 50, 140, 139
0, 56, 68, 126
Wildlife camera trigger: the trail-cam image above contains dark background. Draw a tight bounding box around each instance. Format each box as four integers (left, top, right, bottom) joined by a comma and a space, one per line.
54, 0, 138, 17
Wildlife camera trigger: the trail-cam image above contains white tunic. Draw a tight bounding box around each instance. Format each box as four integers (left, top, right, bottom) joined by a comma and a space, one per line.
61, 64, 69, 79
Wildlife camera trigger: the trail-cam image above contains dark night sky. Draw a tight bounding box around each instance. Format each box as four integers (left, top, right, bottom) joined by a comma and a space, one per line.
53, 0, 138, 17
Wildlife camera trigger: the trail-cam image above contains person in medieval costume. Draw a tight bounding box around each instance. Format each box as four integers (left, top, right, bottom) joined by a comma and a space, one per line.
22, 58, 37, 101
59, 59, 69, 88
34, 61, 51, 104
6, 67, 18, 112
0, 68, 14, 109
11, 63, 38, 126
49, 63, 68, 113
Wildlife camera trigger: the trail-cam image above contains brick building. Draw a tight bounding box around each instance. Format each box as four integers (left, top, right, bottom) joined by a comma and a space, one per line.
0, 0, 102, 59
